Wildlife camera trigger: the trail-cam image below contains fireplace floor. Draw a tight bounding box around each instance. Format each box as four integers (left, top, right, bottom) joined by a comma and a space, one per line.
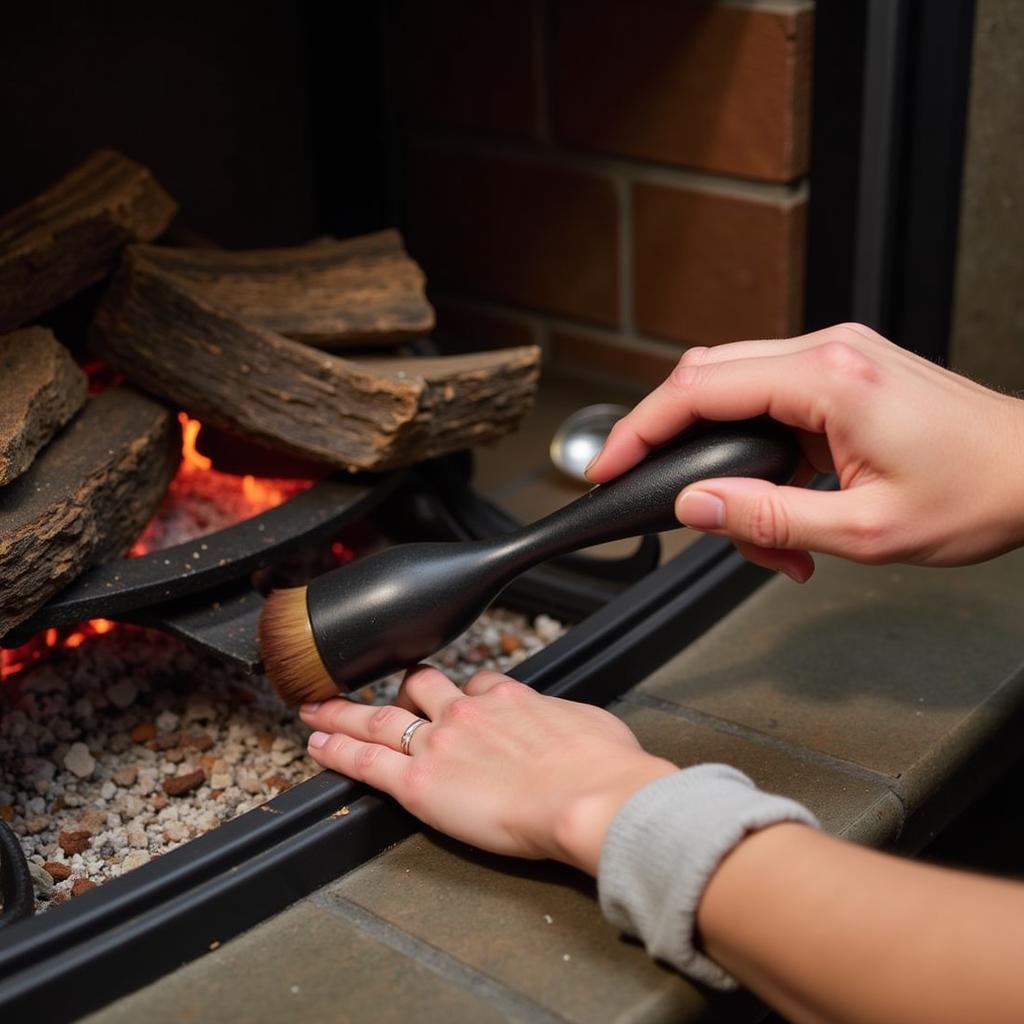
2, 606, 564, 912
80, 549, 1024, 1024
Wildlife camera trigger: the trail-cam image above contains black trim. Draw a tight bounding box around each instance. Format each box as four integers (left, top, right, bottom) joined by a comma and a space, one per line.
806, 0, 976, 363
0, 822, 33, 931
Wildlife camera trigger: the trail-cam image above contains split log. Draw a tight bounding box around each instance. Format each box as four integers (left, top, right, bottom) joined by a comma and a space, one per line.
91, 246, 539, 471
0, 388, 180, 638
132, 230, 434, 347
0, 328, 87, 486
0, 150, 177, 332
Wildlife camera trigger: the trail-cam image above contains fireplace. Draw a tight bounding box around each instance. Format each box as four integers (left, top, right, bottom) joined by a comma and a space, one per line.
0, 2, 983, 1019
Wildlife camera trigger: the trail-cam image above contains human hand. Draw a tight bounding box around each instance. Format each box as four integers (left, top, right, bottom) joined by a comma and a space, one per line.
587, 323, 1024, 580
300, 666, 676, 874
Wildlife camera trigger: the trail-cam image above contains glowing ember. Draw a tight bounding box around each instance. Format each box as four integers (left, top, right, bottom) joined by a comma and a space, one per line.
1, 619, 136, 684
2, 412, 316, 685
130, 413, 313, 556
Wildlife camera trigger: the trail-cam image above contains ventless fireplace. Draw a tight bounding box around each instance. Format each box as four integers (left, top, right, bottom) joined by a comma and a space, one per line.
0, 2, 980, 1019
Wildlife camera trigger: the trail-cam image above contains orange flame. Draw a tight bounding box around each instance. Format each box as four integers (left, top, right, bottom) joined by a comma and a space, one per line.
2, 409, 318, 688
179, 413, 212, 472
3, 412, 316, 688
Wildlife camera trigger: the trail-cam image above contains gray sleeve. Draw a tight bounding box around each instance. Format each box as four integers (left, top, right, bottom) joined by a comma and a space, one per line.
597, 764, 819, 990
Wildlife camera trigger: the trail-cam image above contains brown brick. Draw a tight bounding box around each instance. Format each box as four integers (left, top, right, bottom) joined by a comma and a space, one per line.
633, 181, 806, 345
550, 330, 679, 389
407, 146, 620, 325
433, 298, 540, 354
397, 0, 539, 139
552, 2, 813, 182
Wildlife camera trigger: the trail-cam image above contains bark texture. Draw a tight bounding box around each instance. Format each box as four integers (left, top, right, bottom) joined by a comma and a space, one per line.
0, 388, 180, 638
0, 327, 88, 486
0, 150, 177, 332
136, 230, 434, 347
92, 246, 540, 471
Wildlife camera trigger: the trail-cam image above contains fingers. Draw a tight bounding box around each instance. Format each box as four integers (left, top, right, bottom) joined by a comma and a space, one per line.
306, 729, 409, 793
301, 698, 426, 752
462, 670, 512, 696
586, 344, 879, 483
675, 476, 889, 563
394, 664, 461, 718
733, 540, 816, 584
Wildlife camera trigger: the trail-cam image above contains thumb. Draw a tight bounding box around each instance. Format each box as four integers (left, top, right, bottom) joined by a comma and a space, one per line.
675, 477, 876, 562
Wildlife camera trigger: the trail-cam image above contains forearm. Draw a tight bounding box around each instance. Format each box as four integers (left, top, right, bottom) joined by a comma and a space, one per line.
698, 823, 1024, 1024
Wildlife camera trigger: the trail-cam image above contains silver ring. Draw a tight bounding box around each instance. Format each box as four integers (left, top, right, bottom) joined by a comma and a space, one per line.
399, 718, 427, 756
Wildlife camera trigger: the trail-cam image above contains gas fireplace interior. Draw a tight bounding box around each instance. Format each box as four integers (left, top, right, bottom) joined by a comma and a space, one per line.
0, 2, 989, 1020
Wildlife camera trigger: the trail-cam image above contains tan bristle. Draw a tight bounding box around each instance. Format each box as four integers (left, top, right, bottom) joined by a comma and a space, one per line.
259, 587, 340, 705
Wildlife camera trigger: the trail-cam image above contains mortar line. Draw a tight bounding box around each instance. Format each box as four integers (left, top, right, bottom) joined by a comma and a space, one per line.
429, 289, 689, 359
617, 691, 908, 804
309, 892, 570, 1024
618, 174, 635, 336
408, 130, 808, 205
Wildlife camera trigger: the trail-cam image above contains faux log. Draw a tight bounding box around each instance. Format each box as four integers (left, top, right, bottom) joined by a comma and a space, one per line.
91, 247, 540, 471
130, 230, 434, 347
0, 388, 180, 639
0, 150, 177, 332
0, 328, 87, 486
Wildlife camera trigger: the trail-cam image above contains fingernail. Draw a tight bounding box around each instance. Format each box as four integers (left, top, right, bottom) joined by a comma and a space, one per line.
676, 491, 725, 530
308, 731, 329, 749
779, 566, 809, 584
300, 702, 321, 714
584, 452, 601, 477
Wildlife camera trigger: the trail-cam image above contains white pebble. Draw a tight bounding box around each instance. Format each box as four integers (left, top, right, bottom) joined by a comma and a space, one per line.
156, 710, 180, 733
122, 850, 151, 871
107, 680, 138, 708
63, 742, 96, 779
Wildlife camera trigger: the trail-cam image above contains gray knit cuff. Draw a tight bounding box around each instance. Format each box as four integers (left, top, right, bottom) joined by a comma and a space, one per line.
597, 764, 819, 990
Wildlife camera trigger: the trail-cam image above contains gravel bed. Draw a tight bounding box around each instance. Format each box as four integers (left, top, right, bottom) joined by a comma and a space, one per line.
0, 608, 565, 914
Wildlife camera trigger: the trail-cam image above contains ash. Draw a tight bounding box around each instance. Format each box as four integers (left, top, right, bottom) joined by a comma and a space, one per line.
0, 609, 565, 914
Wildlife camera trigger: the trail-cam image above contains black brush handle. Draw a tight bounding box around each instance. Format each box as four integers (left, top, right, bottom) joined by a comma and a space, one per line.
305, 417, 798, 692
499, 417, 798, 567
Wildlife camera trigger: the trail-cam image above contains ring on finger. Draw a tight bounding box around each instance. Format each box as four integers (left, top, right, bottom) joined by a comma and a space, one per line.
399, 717, 427, 756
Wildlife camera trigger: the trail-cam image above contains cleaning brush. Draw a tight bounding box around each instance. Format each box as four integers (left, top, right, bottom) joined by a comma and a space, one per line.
259, 417, 797, 704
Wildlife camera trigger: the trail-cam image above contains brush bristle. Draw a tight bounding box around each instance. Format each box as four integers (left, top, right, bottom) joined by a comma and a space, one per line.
259, 586, 340, 705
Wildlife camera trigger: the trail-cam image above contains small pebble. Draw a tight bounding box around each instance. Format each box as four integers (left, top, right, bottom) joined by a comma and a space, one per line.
44, 862, 72, 881
71, 878, 98, 898
107, 680, 137, 709
112, 766, 138, 787
59, 830, 92, 855
63, 743, 96, 779
122, 850, 151, 871
29, 862, 54, 896
131, 722, 156, 743
163, 769, 205, 797
156, 710, 180, 733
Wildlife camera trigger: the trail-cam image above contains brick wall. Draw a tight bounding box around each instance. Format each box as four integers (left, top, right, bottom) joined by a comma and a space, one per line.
396, 0, 813, 391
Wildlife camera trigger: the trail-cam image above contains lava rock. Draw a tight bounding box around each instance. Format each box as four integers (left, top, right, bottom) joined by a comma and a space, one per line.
163, 769, 205, 797
59, 830, 92, 855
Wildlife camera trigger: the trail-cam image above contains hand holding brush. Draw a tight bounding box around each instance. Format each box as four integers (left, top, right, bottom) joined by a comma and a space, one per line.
259, 417, 798, 705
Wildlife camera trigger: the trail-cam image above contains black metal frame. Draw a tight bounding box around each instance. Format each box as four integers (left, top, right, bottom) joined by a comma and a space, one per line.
806, 0, 976, 363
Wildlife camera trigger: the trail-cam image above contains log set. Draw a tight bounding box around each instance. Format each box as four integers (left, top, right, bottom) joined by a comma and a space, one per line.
92, 246, 540, 471
0, 388, 180, 638
0, 328, 87, 486
137, 230, 435, 347
0, 150, 177, 332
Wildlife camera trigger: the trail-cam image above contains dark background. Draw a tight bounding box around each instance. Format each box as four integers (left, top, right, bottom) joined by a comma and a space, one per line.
1, 1, 392, 247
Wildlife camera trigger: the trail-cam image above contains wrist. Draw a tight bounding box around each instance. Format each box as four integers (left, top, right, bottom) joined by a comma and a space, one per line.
552, 754, 678, 875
